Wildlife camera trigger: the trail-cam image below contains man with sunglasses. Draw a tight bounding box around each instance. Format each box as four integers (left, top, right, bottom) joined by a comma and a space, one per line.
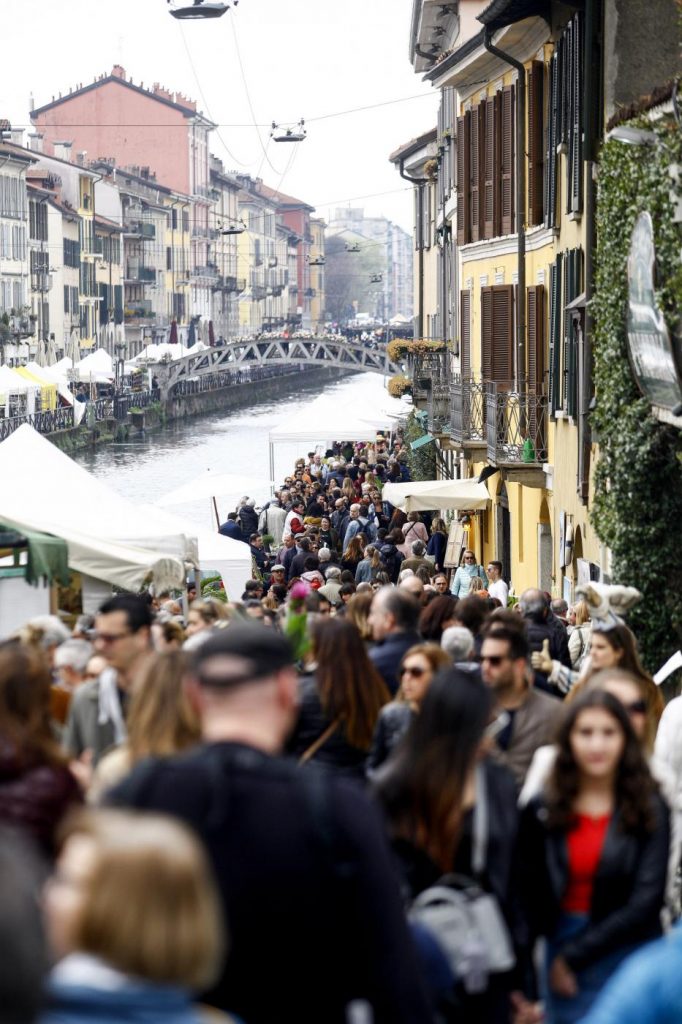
480, 622, 563, 789
63, 595, 153, 765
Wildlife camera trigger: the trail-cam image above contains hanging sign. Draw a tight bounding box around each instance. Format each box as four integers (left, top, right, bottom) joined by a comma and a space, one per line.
626, 211, 682, 413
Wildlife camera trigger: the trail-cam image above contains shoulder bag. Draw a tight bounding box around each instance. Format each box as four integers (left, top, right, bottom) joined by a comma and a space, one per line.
408, 764, 516, 994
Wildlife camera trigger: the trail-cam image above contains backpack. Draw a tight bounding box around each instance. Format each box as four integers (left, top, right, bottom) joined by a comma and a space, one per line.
407, 765, 515, 994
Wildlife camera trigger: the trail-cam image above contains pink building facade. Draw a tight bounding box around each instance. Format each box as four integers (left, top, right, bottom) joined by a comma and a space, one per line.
31, 66, 216, 321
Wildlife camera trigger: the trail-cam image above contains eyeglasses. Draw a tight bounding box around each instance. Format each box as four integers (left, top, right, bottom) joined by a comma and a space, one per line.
94, 631, 132, 645
401, 665, 428, 678
480, 654, 509, 667
624, 700, 647, 715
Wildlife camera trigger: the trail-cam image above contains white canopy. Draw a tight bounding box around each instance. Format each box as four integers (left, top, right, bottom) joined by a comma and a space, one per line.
75, 349, 114, 382
134, 343, 189, 363
158, 469, 275, 508
141, 505, 251, 601
0, 365, 39, 416
382, 478, 491, 513
0, 425, 197, 591
52, 357, 73, 378
269, 396, 392, 443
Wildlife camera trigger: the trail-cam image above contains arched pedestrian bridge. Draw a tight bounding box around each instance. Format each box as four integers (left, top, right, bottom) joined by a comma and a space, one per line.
151, 336, 400, 393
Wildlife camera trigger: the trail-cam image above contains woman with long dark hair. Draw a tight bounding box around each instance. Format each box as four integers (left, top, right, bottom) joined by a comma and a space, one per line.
375, 669, 521, 1022
518, 689, 670, 1024
341, 534, 366, 575
287, 618, 390, 778
418, 594, 459, 642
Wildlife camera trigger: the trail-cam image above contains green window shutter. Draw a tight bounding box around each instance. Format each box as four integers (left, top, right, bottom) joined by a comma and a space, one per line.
549, 254, 563, 415
527, 61, 545, 227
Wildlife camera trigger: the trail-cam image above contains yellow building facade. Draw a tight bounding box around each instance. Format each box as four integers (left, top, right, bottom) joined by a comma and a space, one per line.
411, 4, 602, 599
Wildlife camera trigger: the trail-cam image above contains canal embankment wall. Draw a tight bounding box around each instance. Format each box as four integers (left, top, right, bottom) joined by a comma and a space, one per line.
47, 366, 346, 455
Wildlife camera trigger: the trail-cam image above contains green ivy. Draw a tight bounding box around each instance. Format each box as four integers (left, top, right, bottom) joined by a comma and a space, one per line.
591, 116, 682, 676
404, 412, 437, 481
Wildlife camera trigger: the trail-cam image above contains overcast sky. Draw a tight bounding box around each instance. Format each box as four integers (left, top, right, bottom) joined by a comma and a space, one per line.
2, 0, 437, 232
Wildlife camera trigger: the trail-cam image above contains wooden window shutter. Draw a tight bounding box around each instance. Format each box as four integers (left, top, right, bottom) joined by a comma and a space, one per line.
549, 255, 562, 414
456, 114, 471, 245
568, 14, 584, 214
481, 286, 493, 381
527, 284, 545, 392
483, 96, 500, 238
492, 285, 514, 388
460, 290, 471, 379
469, 106, 484, 242
527, 61, 544, 227
501, 86, 515, 235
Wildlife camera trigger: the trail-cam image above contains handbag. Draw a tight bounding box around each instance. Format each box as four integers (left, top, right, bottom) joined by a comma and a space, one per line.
408, 765, 515, 994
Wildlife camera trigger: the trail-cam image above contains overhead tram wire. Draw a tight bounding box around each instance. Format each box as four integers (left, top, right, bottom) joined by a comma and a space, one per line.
229, 15, 282, 176
177, 20, 252, 168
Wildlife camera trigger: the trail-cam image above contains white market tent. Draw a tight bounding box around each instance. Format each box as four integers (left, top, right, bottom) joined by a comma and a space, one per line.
158, 470, 275, 510
382, 478, 491, 513
75, 349, 114, 382
134, 343, 189, 363
0, 365, 39, 415
141, 505, 251, 601
0, 425, 196, 592
267, 396, 396, 484
51, 357, 73, 378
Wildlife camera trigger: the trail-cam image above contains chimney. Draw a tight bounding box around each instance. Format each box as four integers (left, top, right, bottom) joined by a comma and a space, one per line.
77, 150, 87, 166
29, 133, 44, 153
54, 141, 73, 162
10, 129, 24, 147
111, 65, 126, 80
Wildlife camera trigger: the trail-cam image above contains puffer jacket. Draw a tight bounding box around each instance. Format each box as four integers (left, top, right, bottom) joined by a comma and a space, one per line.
0, 737, 81, 856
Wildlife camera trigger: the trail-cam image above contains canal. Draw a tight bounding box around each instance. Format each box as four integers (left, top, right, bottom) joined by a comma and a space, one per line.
74, 371, 398, 531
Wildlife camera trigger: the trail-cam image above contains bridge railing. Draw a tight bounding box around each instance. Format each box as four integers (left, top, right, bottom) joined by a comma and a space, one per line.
169, 363, 306, 398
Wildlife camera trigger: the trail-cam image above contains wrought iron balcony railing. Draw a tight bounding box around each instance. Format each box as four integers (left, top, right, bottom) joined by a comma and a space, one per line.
485, 381, 548, 467
449, 377, 487, 448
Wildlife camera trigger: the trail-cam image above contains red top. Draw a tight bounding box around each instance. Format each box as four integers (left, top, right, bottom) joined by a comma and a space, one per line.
562, 813, 611, 914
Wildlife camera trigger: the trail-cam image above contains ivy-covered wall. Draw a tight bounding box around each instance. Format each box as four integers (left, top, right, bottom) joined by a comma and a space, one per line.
591, 116, 682, 675
404, 412, 437, 481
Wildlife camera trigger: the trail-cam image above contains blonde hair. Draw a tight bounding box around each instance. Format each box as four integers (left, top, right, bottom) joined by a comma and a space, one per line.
60, 809, 224, 989
126, 652, 200, 763
468, 576, 484, 593
189, 600, 230, 625
574, 600, 591, 626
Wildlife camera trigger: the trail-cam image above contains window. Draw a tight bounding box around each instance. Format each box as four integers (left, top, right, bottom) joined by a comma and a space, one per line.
527, 62, 545, 226
548, 248, 584, 415
64, 284, 70, 314
460, 290, 471, 379
481, 285, 514, 388
545, 13, 584, 226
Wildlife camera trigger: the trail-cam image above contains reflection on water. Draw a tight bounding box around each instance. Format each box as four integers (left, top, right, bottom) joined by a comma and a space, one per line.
74, 372, 395, 533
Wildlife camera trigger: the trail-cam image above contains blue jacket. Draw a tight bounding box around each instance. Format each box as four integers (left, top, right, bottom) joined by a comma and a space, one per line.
450, 562, 488, 597
580, 923, 682, 1024
41, 979, 208, 1024
218, 520, 244, 543
368, 630, 421, 696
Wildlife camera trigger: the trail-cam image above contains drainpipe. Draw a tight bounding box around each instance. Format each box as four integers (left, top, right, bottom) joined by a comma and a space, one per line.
398, 160, 427, 340
483, 27, 526, 390
579, 0, 601, 504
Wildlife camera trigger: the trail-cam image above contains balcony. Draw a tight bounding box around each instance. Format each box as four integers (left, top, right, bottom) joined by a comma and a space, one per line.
124, 265, 156, 284
428, 382, 451, 433
192, 265, 220, 283
449, 377, 487, 454
191, 225, 211, 239
81, 237, 103, 260
485, 381, 548, 487
124, 220, 156, 240
124, 300, 153, 322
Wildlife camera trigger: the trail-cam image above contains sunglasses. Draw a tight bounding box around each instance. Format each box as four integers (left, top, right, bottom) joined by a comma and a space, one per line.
401, 665, 427, 678
624, 700, 647, 715
480, 654, 509, 667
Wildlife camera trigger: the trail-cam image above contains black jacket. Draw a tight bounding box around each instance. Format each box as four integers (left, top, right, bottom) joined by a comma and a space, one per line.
366, 703, 413, 777
238, 504, 259, 538
108, 742, 431, 1024
287, 674, 369, 780
518, 793, 670, 975
369, 630, 421, 696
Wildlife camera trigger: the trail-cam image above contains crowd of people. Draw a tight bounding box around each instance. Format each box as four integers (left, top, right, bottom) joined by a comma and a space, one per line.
2, 438, 682, 1024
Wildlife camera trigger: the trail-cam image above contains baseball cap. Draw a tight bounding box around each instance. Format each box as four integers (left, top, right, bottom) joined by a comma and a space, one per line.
192, 623, 294, 688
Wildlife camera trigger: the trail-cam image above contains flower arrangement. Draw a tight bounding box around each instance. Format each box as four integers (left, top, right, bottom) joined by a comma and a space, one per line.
284, 580, 311, 662
388, 375, 413, 398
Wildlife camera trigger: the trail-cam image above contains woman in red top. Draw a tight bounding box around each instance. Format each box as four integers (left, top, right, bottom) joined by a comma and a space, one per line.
518, 689, 670, 1024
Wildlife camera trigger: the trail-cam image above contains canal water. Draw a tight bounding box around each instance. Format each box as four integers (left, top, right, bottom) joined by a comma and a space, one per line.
74, 371, 400, 533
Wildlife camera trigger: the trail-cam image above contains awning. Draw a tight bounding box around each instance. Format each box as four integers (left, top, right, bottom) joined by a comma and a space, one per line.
0, 518, 70, 587
382, 478, 491, 513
